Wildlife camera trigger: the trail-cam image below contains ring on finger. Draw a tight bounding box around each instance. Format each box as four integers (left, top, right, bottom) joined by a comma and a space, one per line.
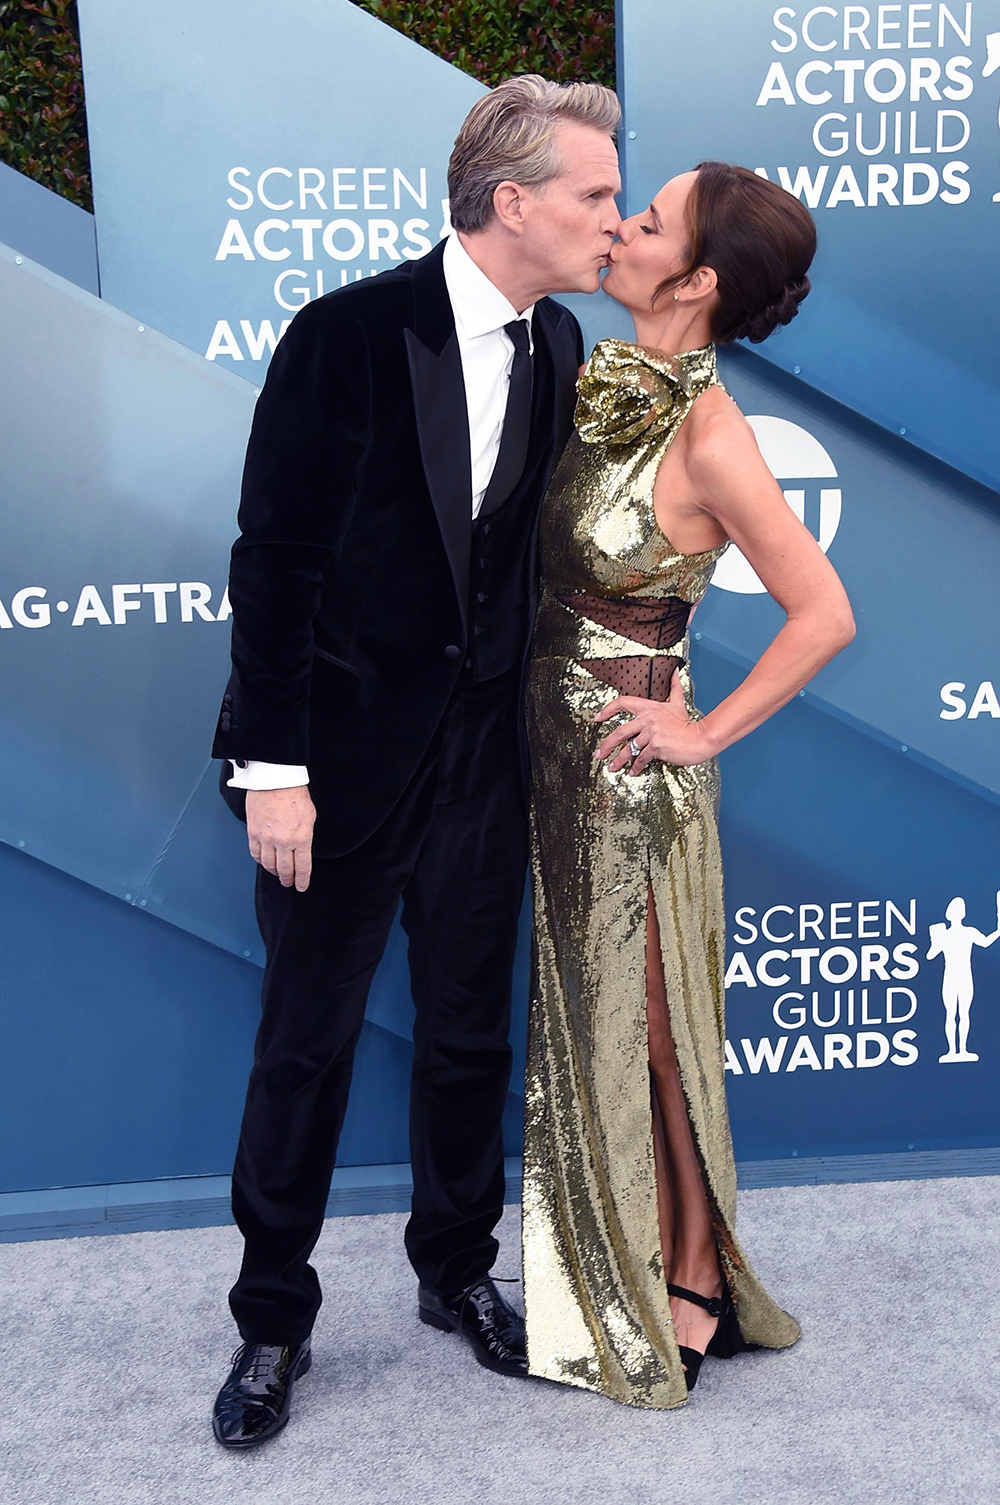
629, 737, 642, 758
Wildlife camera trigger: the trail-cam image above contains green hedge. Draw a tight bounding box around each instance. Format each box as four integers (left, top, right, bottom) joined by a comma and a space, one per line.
0, 0, 614, 214
0, 1, 92, 209
353, 2, 614, 88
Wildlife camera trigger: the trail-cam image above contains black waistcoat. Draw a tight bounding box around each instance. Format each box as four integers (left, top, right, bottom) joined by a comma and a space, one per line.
464, 326, 556, 682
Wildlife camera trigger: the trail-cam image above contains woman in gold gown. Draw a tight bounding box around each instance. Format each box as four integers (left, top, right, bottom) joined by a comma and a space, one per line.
523, 162, 856, 1409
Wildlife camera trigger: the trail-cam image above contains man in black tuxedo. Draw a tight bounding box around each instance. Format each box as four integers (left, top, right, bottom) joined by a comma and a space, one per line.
211, 75, 621, 1447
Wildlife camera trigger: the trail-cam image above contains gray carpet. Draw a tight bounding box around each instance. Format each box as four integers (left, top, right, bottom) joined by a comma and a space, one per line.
4, 1176, 1000, 1505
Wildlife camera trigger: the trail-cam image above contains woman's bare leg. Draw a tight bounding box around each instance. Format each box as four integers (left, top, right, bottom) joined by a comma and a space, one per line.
646, 886, 722, 1357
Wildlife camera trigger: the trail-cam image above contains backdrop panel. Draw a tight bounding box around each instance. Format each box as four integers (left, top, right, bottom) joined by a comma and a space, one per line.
0, 243, 252, 909
1, 0, 997, 1203
0, 231, 527, 1195
77, 0, 485, 370
619, 0, 1000, 490
698, 348, 1000, 1157
703, 348, 1000, 798
615, 0, 1000, 1159
76, 0, 633, 368
0, 160, 98, 294
0, 841, 419, 1193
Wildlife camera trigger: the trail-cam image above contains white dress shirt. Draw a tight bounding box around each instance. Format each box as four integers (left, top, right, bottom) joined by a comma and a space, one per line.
229, 233, 533, 792
443, 230, 535, 518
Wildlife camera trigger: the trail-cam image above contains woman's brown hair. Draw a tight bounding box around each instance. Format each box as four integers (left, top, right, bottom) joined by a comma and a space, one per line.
654, 162, 817, 344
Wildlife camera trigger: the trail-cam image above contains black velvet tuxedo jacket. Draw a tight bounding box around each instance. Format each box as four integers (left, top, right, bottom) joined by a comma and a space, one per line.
212, 240, 584, 856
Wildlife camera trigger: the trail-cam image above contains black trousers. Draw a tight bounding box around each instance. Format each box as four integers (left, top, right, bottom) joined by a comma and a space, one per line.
229, 667, 528, 1343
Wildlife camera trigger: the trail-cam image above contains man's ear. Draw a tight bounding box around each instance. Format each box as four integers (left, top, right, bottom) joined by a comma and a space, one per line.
493, 179, 527, 235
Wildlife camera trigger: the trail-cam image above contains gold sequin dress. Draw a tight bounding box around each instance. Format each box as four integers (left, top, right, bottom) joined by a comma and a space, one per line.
523, 339, 801, 1410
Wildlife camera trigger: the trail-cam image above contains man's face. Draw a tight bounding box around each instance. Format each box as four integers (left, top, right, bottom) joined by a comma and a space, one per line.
517, 122, 622, 295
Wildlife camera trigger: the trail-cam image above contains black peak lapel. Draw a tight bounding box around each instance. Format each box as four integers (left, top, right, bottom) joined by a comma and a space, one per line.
535, 300, 581, 451
409, 240, 454, 354
405, 243, 472, 628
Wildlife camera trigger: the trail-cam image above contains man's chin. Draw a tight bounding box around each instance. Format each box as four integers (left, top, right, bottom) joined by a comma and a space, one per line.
544, 268, 610, 297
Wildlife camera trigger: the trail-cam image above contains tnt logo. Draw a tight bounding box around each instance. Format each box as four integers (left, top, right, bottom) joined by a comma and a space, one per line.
711, 417, 842, 595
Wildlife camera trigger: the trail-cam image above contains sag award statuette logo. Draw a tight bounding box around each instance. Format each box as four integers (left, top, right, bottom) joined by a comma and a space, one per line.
986, 32, 1000, 200
926, 891, 1000, 1063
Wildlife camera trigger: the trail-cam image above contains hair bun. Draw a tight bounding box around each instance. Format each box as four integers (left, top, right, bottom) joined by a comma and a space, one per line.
742, 276, 811, 344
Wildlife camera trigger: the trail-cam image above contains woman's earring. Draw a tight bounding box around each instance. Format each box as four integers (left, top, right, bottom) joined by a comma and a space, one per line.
674, 293, 679, 301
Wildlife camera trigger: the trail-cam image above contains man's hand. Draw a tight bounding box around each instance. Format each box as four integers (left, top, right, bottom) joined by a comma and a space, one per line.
246, 786, 316, 892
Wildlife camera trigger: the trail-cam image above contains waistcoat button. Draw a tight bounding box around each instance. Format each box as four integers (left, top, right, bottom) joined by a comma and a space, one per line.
444, 644, 461, 659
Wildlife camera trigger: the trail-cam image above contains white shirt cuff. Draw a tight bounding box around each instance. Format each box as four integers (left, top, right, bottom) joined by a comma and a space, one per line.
227, 760, 309, 790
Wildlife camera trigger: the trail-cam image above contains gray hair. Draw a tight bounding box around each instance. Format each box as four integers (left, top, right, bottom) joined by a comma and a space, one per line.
447, 74, 621, 233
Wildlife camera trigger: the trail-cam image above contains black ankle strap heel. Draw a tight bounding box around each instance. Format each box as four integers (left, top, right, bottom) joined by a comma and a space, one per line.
667, 1283, 725, 1317
668, 1281, 746, 1391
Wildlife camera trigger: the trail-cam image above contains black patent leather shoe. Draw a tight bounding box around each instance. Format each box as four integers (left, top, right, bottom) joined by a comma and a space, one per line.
212, 1340, 312, 1448
418, 1276, 528, 1377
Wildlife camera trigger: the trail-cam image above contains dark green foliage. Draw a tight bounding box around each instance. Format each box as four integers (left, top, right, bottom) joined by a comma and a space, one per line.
0, 1, 615, 211
0, 0, 92, 209
351, 1, 615, 89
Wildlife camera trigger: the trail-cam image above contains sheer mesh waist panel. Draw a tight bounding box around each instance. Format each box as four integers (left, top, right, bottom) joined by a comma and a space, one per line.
554, 590, 693, 702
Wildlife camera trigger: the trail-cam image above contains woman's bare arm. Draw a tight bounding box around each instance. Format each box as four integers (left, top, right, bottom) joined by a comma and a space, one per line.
687, 407, 855, 754
596, 405, 855, 771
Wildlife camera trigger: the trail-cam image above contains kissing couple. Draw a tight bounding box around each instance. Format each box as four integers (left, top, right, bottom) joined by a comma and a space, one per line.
211, 72, 853, 1443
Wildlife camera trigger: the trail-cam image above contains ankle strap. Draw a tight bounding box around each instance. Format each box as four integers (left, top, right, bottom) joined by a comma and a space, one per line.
667, 1283, 724, 1317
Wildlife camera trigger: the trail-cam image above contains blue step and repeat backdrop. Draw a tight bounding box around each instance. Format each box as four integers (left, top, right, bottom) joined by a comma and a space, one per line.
0, 0, 997, 1200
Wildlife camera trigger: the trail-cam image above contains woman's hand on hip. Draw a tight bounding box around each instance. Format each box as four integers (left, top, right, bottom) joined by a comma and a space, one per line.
594, 676, 714, 773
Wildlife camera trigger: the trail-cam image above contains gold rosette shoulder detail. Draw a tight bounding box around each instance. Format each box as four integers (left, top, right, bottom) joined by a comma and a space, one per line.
575, 338, 720, 448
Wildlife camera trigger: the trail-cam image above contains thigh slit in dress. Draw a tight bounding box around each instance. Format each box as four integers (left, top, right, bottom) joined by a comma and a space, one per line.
523, 338, 801, 1410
